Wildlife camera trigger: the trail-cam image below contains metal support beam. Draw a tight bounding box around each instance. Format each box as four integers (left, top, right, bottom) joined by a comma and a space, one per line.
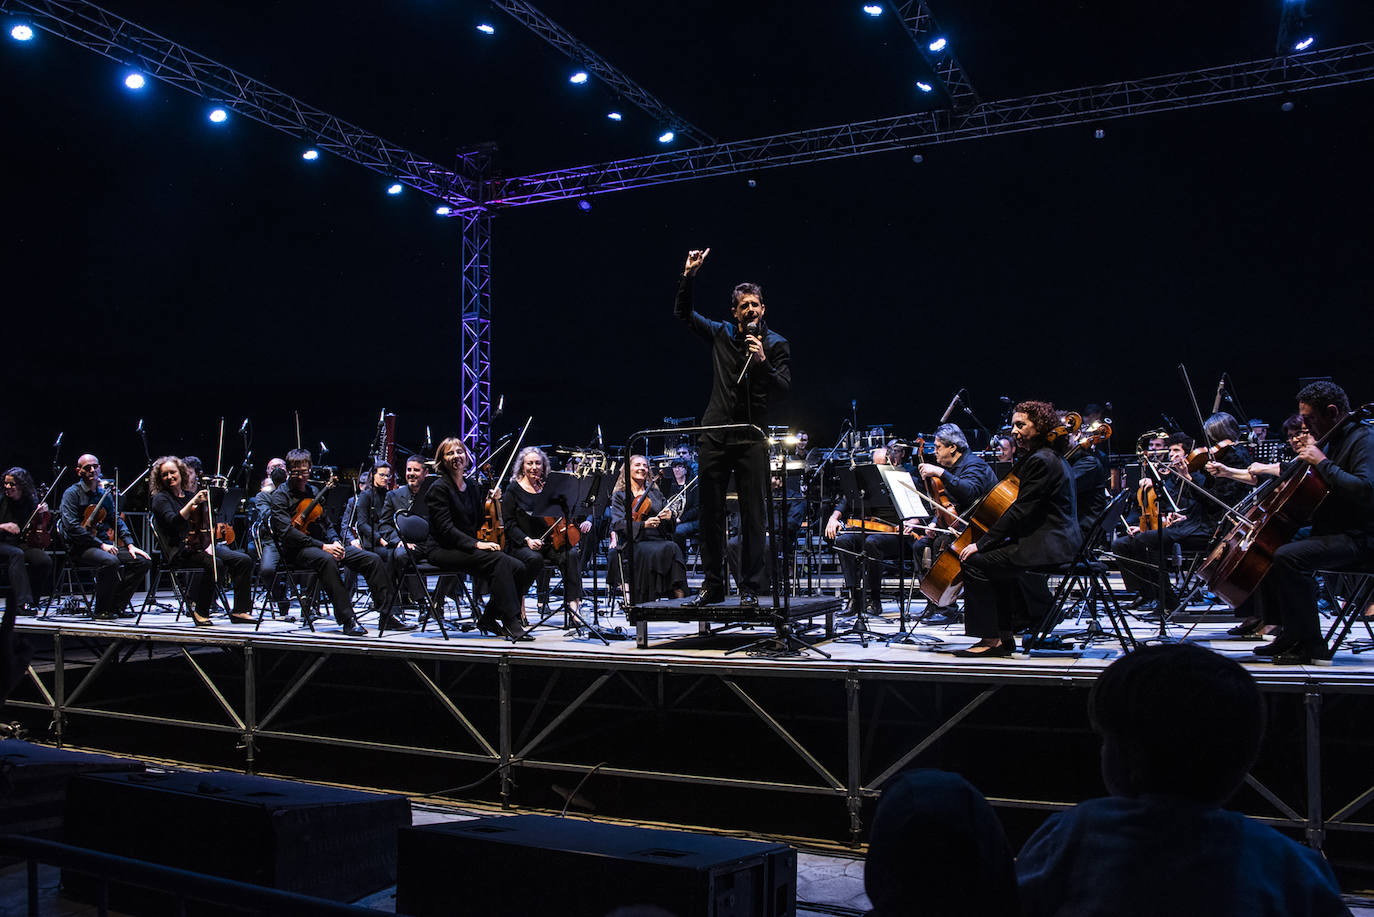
893, 0, 980, 108
489, 0, 713, 145
473, 41, 1374, 210
460, 210, 493, 457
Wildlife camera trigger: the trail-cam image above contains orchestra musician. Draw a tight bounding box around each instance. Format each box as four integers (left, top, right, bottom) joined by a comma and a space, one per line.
58, 453, 151, 620
610, 455, 688, 603
1069, 418, 1111, 542
0, 467, 53, 614
954, 401, 1081, 657
676, 247, 791, 608
381, 454, 459, 615
268, 449, 408, 636
502, 446, 590, 620
1249, 381, 1374, 664
424, 437, 535, 641
824, 446, 894, 616
148, 456, 256, 626
661, 458, 700, 558
991, 435, 1015, 464
914, 424, 997, 622
247, 457, 289, 618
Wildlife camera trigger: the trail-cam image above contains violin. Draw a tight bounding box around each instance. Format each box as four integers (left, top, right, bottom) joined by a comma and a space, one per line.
290, 475, 338, 535
478, 487, 506, 548
23, 506, 52, 549
81, 484, 121, 545
540, 515, 580, 551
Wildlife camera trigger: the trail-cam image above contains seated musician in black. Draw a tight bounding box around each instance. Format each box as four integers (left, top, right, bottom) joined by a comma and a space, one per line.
610, 455, 688, 603
914, 423, 998, 623
1111, 433, 1216, 613
824, 446, 894, 616
268, 449, 408, 636
149, 456, 256, 626
0, 467, 53, 614
381, 454, 459, 616
1251, 381, 1374, 663
502, 446, 588, 620
424, 437, 535, 641
661, 459, 700, 558
955, 401, 1081, 657
246, 457, 290, 618
1069, 419, 1111, 544
351, 461, 413, 624
58, 454, 152, 620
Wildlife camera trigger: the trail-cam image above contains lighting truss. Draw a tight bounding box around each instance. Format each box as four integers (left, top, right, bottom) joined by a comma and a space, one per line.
0, 0, 482, 205
468, 41, 1374, 210
489, 0, 714, 146
892, 0, 979, 108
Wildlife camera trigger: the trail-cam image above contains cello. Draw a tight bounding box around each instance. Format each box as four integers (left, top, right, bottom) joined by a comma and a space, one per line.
1199, 404, 1373, 608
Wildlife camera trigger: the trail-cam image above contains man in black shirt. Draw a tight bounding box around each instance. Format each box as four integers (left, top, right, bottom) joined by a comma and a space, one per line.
58, 454, 152, 620
914, 424, 998, 622
675, 247, 791, 606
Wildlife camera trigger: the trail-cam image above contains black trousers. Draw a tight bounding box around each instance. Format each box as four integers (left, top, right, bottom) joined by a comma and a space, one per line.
698, 435, 769, 595
833, 531, 910, 607
0, 543, 52, 609
1110, 527, 1209, 603
507, 542, 582, 604
962, 545, 1053, 640
284, 544, 389, 626
1253, 531, 1370, 647
426, 544, 536, 629
256, 541, 289, 614
172, 545, 254, 617
73, 546, 150, 617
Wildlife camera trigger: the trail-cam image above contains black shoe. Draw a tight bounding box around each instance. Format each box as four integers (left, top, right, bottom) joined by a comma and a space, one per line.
382, 616, 417, 633
739, 593, 758, 609
492, 620, 535, 642
91, 611, 116, 621
951, 642, 1014, 658
1252, 633, 1303, 658
342, 622, 368, 637
115, 608, 137, 619
924, 612, 964, 627
683, 590, 725, 608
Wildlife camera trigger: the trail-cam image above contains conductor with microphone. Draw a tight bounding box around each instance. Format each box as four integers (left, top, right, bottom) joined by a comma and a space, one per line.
675, 247, 791, 607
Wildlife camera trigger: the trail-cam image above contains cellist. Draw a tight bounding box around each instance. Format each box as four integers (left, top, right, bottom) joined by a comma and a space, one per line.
913, 424, 997, 624
1250, 381, 1374, 664
57, 453, 150, 620
953, 402, 1080, 658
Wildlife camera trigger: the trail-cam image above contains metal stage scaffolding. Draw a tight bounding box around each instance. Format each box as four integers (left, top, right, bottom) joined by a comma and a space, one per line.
7, 618, 1374, 877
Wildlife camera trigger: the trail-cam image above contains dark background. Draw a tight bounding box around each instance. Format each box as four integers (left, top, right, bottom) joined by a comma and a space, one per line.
3, 0, 1372, 486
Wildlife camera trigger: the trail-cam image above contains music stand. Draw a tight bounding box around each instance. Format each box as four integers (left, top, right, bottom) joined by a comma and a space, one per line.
830, 464, 904, 646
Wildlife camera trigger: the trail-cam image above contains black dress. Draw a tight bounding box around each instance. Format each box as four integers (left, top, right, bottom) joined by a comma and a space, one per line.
610, 488, 688, 604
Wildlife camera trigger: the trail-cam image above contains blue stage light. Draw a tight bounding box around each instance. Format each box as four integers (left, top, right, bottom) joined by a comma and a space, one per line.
476, 23, 495, 35
10, 24, 34, 41
607, 111, 623, 121
387, 183, 403, 195
569, 71, 589, 84
124, 72, 146, 90
577, 199, 592, 212
928, 37, 947, 53
208, 108, 228, 123
1294, 36, 1315, 51
862, 5, 882, 16
916, 81, 933, 93
658, 131, 675, 143
302, 148, 319, 161
435, 205, 452, 216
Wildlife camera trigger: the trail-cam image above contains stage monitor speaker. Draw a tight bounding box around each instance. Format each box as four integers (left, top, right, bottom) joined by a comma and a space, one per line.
396, 814, 796, 917
0, 741, 143, 861
62, 769, 410, 914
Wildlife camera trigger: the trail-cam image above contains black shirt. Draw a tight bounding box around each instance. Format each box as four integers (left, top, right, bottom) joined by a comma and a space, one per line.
425, 474, 485, 551
268, 481, 341, 551
940, 451, 998, 514
1309, 419, 1374, 537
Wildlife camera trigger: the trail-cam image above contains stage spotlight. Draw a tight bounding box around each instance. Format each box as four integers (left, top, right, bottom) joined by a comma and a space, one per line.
302, 148, 319, 161
124, 72, 146, 90
928, 37, 947, 53
208, 108, 228, 123
915, 81, 933, 93
747, 178, 757, 188
1294, 36, 1315, 51
911, 153, 924, 164
387, 182, 403, 195
476, 23, 495, 35
435, 205, 452, 216
862, 5, 882, 16
1094, 128, 1106, 139
607, 111, 622, 121
658, 130, 675, 143
10, 24, 34, 41
577, 199, 592, 212
1281, 100, 1295, 112
569, 71, 589, 84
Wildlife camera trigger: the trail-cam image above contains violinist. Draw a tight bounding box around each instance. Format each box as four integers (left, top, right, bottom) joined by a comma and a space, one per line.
57, 454, 151, 621
914, 425, 997, 622
424, 437, 535, 641
824, 446, 893, 616
1208, 415, 1304, 485
610, 455, 688, 603
1110, 433, 1212, 613
0, 467, 53, 614
1069, 419, 1111, 543
1250, 381, 1374, 664
149, 456, 256, 626
502, 447, 588, 620
676, 248, 791, 608
267, 449, 407, 636
954, 401, 1080, 658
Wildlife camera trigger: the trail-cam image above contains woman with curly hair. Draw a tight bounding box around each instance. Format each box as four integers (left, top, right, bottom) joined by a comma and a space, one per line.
0, 467, 53, 613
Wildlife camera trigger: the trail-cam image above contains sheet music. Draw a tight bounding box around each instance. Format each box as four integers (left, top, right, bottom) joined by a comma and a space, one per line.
879, 466, 931, 520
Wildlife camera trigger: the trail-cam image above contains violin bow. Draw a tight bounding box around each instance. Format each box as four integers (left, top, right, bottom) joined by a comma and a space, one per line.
1177, 363, 1218, 452
22, 467, 66, 535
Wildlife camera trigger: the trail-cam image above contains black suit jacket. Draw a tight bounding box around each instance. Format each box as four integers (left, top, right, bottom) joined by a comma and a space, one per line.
975, 446, 1081, 566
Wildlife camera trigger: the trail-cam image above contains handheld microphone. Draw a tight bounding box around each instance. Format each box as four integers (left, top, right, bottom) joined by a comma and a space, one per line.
735, 321, 763, 385
239, 417, 249, 434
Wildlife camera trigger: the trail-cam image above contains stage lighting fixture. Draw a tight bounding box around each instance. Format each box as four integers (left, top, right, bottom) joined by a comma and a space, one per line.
1294, 36, 1315, 51
1094, 128, 1106, 139
607, 111, 622, 121
435, 205, 452, 215
577, 199, 592, 212
915, 81, 933, 93
747, 178, 757, 188
476, 23, 495, 35
928, 37, 947, 53
208, 108, 228, 123
10, 24, 34, 41
302, 148, 320, 161
658, 131, 675, 143
387, 182, 403, 195
124, 72, 146, 90
911, 153, 924, 164
569, 71, 589, 84
1281, 100, 1295, 112
862, 5, 882, 16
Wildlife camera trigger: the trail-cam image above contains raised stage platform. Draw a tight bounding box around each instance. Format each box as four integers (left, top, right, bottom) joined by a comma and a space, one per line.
8, 591, 1374, 889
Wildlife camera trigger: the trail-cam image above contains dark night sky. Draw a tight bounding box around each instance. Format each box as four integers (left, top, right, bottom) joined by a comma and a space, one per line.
3, 0, 1372, 487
